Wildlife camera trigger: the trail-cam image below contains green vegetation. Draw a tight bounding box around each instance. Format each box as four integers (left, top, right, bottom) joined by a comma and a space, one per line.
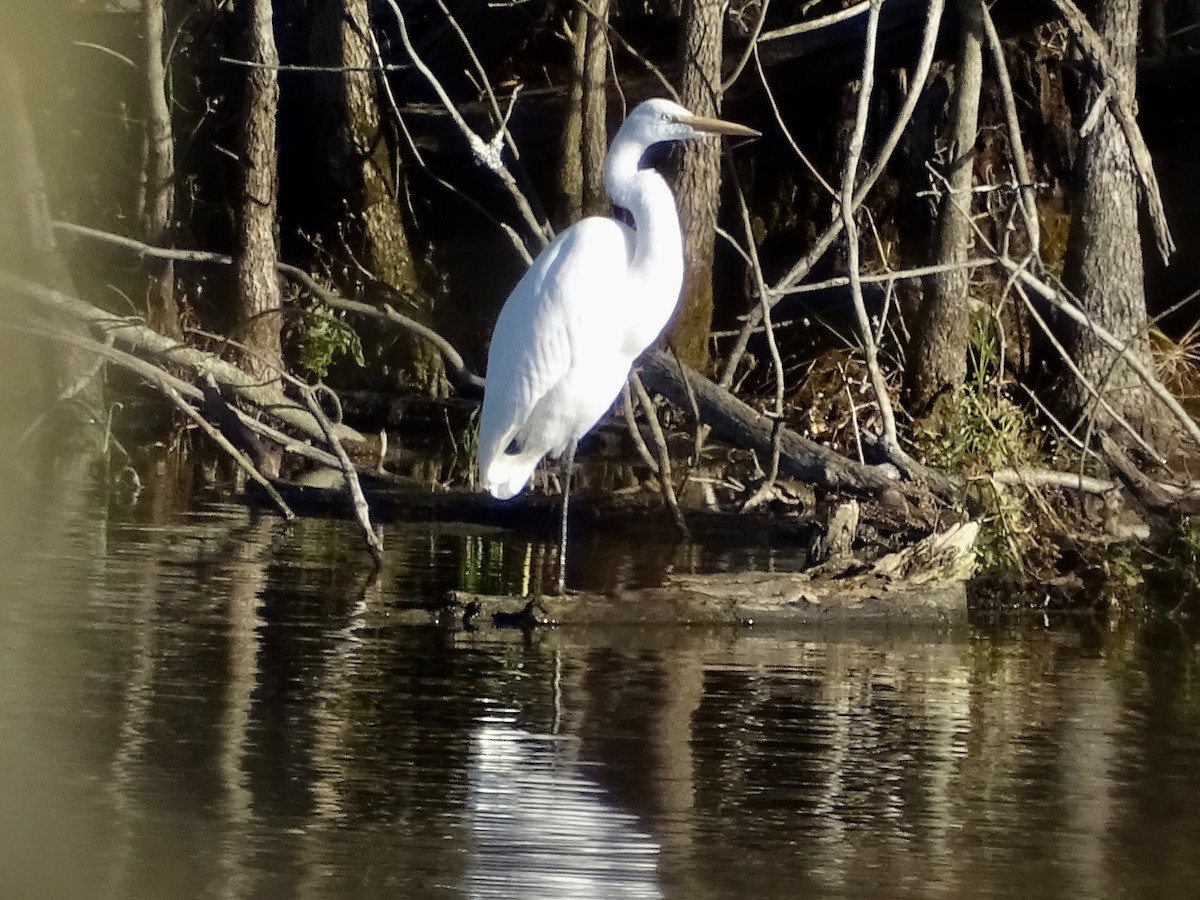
293, 303, 365, 381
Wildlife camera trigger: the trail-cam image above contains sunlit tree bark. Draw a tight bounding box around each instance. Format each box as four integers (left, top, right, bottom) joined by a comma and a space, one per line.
139, 0, 181, 338
311, 0, 446, 394
1059, 0, 1183, 451
906, 0, 984, 414
233, 0, 284, 381
670, 0, 724, 370
558, 0, 611, 225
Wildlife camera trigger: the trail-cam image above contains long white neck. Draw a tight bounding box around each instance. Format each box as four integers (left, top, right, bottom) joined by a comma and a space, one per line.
602, 137, 683, 285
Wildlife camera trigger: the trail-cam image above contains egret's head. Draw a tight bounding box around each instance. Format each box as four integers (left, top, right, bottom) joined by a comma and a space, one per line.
617, 98, 760, 150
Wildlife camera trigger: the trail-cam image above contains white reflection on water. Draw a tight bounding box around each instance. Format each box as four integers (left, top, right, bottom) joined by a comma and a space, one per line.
466, 716, 662, 900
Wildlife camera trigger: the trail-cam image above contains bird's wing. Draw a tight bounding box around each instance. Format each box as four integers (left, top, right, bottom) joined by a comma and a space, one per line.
478, 218, 634, 497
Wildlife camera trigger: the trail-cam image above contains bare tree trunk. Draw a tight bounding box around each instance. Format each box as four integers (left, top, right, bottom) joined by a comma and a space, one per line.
312, 0, 446, 394
558, 0, 610, 225
1060, 0, 1179, 450
906, 0, 984, 414
670, 0, 724, 370
1142, 0, 1167, 53
139, 0, 181, 338
233, 0, 284, 381
0, 48, 102, 417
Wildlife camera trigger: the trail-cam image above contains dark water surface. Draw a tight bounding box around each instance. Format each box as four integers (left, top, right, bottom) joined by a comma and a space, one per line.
3, 481, 1200, 900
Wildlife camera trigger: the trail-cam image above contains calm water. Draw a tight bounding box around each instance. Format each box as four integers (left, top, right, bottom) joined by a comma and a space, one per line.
3, 475, 1200, 900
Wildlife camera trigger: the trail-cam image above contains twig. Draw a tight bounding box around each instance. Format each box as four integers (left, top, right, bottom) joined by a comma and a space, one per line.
837, 0, 914, 472
671, 344, 706, 466
380, 0, 553, 249
719, 0, 946, 387
722, 0, 773, 91
0, 270, 363, 446
630, 371, 688, 537
980, 4, 1040, 256
166, 384, 295, 519
1007, 265, 1200, 451
758, 0, 869, 43
51, 219, 486, 389
302, 389, 384, 565
574, 0, 678, 101
621, 382, 661, 475
752, 46, 836, 199
2, 313, 296, 518
844, 372, 865, 464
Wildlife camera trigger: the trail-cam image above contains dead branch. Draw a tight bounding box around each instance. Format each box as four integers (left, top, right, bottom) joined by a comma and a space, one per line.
758, 0, 869, 43
380, 0, 553, 250
303, 389, 385, 564
837, 0, 916, 474
1005, 264, 1200, 452
0, 271, 363, 446
166, 382, 295, 519
630, 371, 688, 536
2, 314, 299, 518
639, 350, 955, 500
51, 220, 485, 389
719, 0, 946, 387
980, 4, 1040, 256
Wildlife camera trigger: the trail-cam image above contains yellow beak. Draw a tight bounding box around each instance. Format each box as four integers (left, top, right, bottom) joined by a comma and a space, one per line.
678, 114, 761, 139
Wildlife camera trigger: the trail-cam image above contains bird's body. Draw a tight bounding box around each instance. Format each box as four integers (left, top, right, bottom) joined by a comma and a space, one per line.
476, 98, 757, 590
479, 187, 682, 499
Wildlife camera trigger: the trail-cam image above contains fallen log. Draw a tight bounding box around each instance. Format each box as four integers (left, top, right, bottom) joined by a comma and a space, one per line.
639, 349, 958, 501
1, 272, 363, 447
446, 520, 978, 628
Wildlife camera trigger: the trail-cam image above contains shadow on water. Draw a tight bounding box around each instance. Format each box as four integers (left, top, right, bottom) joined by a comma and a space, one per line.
2, 470, 1200, 900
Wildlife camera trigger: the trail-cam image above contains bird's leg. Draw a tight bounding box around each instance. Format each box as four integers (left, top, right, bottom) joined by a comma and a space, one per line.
556, 438, 578, 595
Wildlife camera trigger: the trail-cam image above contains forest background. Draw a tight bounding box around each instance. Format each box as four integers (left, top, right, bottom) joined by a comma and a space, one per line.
3, 0, 1200, 604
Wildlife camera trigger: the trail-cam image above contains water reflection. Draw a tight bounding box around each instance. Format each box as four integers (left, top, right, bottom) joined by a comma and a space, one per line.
2, 490, 1199, 899
466, 717, 661, 899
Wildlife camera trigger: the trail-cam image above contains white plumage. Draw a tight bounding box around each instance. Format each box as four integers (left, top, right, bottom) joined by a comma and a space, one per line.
476, 98, 758, 590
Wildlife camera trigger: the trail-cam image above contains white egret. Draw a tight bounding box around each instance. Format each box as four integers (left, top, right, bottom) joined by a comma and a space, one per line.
477, 98, 759, 593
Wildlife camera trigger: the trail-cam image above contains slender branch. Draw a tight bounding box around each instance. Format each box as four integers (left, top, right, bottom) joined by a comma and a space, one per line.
722, 0, 773, 91
837, 0, 913, 471
3, 314, 295, 518
758, 0, 869, 43
1007, 265, 1200, 450
303, 389, 385, 565
51, 220, 485, 389
753, 45, 837, 199
719, 0, 946, 387
980, 4, 1040, 256
621, 382, 661, 475
630, 371, 688, 536
219, 55, 410, 73
380, 0, 553, 248
0, 270, 364, 445
165, 383, 295, 519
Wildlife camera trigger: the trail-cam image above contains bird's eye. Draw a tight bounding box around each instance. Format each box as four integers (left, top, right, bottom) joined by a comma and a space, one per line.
660, 112, 670, 122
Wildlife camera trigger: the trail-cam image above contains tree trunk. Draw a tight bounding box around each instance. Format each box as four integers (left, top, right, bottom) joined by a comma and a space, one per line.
1142, 0, 1167, 54
906, 0, 984, 414
139, 0, 181, 338
312, 0, 447, 395
0, 48, 103, 419
233, 0, 284, 381
558, 0, 611, 225
1059, 0, 1178, 450
670, 0, 724, 370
